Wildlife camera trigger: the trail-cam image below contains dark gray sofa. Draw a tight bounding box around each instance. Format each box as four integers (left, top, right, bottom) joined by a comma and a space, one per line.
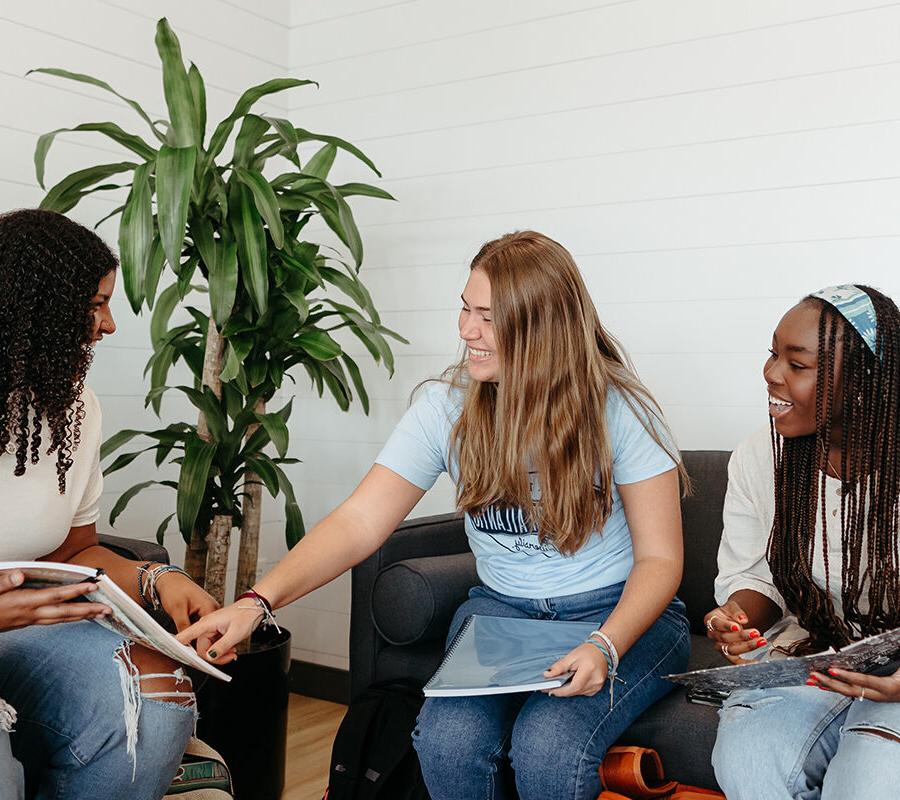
350, 450, 730, 791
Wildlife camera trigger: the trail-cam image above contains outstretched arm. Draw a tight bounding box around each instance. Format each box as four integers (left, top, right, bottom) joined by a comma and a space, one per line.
177, 465, 425, 663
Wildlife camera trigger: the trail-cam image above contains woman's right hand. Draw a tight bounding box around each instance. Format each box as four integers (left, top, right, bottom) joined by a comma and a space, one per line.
703, 600, 766, 665
0, 569, 111, 631
175, 603, 257, 665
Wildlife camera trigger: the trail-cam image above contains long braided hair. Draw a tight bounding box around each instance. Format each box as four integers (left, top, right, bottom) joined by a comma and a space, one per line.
0, 209, 117, 493
767, 285, 900, 652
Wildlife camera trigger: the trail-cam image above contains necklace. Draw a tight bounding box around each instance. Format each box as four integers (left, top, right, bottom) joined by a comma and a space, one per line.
820, 441, 841, 479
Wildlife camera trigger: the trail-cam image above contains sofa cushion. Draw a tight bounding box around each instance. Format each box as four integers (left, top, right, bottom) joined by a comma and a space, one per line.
371, 553, 479, 646
619, 634, 723, 790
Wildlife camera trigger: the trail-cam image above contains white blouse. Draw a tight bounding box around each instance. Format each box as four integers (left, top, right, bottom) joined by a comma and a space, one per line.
0, 387, 103, 560
714, 426, 865, 623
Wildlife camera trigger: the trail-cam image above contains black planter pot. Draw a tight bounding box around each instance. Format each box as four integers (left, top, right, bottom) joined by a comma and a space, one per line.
196, 626, 291, 800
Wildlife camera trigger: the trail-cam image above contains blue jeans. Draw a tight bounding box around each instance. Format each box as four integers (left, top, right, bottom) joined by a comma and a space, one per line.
412, 582, 690, 800
0, 621, 195, 800
714, 685, 900, 799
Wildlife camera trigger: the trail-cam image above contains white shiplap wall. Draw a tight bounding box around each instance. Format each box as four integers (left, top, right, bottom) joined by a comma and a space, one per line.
283, 0, 900, 669
3, 2, 900, 673
0, 0, 302, 648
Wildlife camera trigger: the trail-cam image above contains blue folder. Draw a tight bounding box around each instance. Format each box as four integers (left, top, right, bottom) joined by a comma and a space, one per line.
423, 615, 599, 696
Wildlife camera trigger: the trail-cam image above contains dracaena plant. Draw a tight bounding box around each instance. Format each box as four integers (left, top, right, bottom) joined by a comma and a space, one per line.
32, 18, 405, 604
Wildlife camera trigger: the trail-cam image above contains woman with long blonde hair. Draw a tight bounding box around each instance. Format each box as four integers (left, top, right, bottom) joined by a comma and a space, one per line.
180, 231, 690, 800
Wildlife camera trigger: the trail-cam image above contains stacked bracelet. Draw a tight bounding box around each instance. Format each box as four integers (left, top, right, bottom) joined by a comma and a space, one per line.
585, 629, 626, 711
235, 589, 280, 633
137, 563, 191, 610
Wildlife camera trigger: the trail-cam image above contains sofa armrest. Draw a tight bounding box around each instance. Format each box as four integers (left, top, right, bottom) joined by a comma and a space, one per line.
350, 511, 468, 698
98, 533, 169, 565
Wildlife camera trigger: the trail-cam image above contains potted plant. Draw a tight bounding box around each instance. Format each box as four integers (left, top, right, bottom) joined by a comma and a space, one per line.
31, 18, 404, 799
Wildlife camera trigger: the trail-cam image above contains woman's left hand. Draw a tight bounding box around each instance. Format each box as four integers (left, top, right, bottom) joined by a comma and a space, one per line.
809, 665, 900, 702
156, 572, 219, 632
543, 643, 609, 697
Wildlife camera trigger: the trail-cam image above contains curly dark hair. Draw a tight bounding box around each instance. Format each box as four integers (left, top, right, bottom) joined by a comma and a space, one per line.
0, 209, 117, 493
768, 285, 900, 652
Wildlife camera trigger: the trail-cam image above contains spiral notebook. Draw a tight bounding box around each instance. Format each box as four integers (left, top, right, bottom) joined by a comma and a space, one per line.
423, 615, 598, 697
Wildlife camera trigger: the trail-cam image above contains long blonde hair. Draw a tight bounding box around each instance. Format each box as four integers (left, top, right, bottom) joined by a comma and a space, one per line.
447, 231, 687, 555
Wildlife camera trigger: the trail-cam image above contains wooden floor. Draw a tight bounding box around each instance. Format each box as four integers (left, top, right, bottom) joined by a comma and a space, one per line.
283, 694, 347, 800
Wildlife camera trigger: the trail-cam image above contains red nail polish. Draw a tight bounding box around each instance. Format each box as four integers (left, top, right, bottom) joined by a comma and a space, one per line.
806, 680, 817, 686
730, 624, 740, 632
756, 639, 767, 647
828, 668, 840, 676
749, 630, 760, 638
808, 674, 819, 683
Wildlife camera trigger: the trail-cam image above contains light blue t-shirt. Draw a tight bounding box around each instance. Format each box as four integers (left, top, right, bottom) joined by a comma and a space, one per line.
375, 381, 677, 599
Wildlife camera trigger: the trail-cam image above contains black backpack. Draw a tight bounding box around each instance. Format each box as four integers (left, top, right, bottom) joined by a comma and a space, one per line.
324, 679, 430, 800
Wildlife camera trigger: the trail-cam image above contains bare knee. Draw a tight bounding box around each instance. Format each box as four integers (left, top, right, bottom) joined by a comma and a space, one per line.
130, 645, 194, 707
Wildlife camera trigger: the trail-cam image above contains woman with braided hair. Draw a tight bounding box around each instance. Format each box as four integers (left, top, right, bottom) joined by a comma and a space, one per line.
0, 209, 219, 800
705, 284, 900, 799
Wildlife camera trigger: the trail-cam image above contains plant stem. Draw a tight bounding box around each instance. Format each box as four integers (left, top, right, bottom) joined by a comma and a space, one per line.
185, 315, 224, 579
204, 513, 233, 606
234, 398, 265, 601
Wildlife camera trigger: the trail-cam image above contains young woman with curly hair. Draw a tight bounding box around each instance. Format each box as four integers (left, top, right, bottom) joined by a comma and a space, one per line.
705, 284, 900, 798
179, 231, 691, 800
0, 209, 219, 800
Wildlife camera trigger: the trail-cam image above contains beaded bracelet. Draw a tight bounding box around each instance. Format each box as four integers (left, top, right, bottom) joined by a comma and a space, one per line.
235, 590, 280, 633
585, 630, 626, 711
138, 563, 192, 610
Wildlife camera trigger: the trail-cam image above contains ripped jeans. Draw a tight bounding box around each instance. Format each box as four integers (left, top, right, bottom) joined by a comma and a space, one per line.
713, 685, 900, 799
0, 620, 195, 800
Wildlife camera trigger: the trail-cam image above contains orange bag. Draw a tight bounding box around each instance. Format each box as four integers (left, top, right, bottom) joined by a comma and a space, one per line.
597, 746, 724, 800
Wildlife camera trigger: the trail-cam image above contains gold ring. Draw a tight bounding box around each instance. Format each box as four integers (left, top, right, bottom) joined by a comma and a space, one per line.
706, 613, 722, 632
721, 643, 731, 657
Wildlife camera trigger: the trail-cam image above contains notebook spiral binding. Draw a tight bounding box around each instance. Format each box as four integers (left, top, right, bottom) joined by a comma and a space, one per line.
424, 614, 475, 691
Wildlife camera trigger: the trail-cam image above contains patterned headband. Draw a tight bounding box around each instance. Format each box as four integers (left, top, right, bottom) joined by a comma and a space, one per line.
809, 284, 878, 356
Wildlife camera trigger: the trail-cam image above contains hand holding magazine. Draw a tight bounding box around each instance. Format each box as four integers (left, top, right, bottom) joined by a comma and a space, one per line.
665, 623, 900, 695
423, 615, 600, 697
1, 561, 230, 682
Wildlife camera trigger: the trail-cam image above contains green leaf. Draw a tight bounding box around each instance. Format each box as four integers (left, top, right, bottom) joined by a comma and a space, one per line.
293, 127, 381, 176
209, 241, 238, 327
179, 385, 228, 443
103, 447, 153, 476
176, 437, 217, 538
232, 114, 270, 167
150, 284, 183, 348
229, 181, 268, 315
335, 182, 396, 201
28, 68, 164, 142
312, 189, 363, 266
342, 353, 370, 414
303, 144, 336, 180
109, 480, 157, 527
39, 162, 137, 214
245, 456, 279, 497
101, 428, 146, 461
235, 167, 284, 248
321, 360, 351, 411
282, 286, 309, 324
188, 63, 207, 146
144, 237, 166, 307
118, 161, 154, 313
271, 462, 305, 547
254, 404, 290, 458
155, 512, 176, 545
35, 122, 156, 188
207, 78, 318, 161
156, 145, 197, 272
296, 330, 342, 361
155, 18, 197, 147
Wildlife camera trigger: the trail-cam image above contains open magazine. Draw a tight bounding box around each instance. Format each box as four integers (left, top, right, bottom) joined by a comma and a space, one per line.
665, 623, 900, 695
2, 560, 230, 682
